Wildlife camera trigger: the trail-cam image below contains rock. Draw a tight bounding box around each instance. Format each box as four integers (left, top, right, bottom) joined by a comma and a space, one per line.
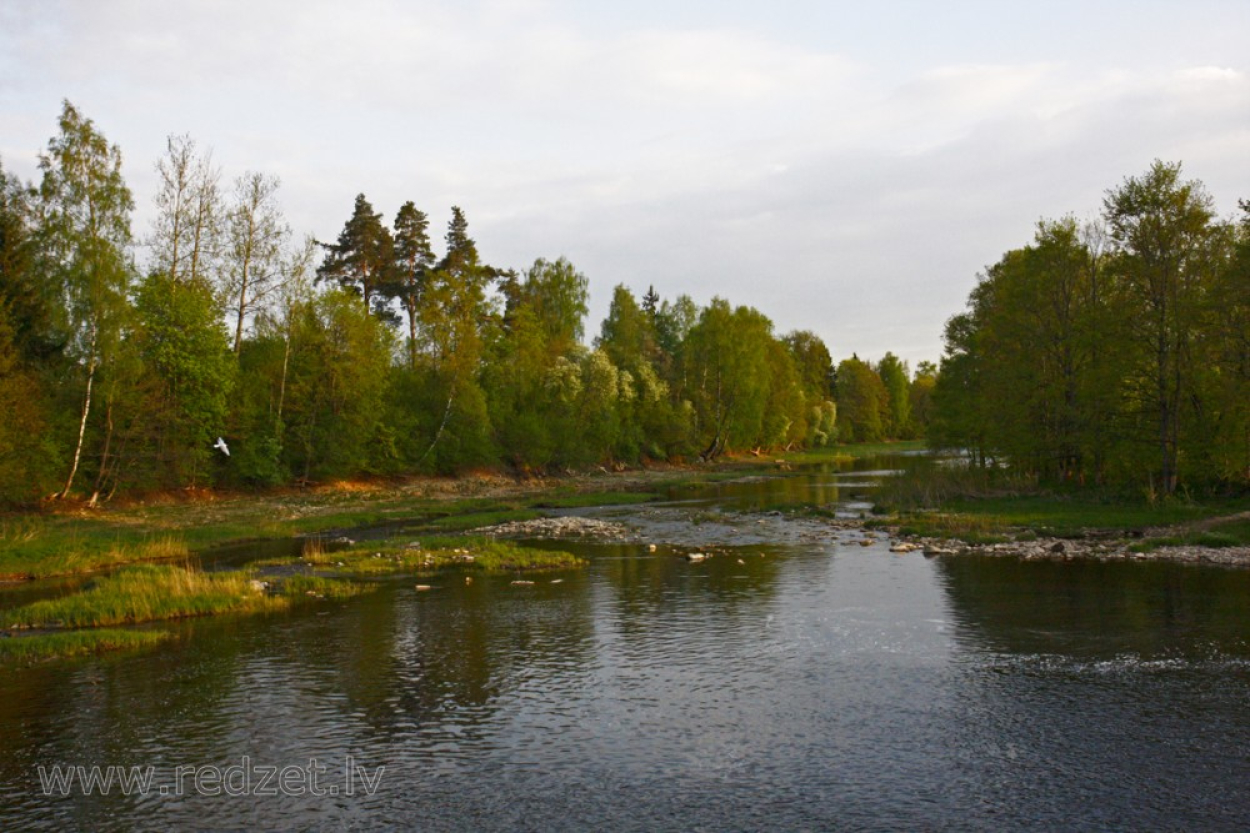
414, 584, 433, 591
686, 552, 707, 562
648, 544, 658, 552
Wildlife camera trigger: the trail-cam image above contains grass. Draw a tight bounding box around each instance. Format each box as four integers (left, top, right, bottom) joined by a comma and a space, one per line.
1, 565, 289, 629
875, 461, 1250, 544
0, 628, 173, 662
305, 537, 586, 576
530, 491, 658, 509
0, 440, 921, 581
1130, 518, 1250, 553
779, 440, 928, 466
0, 531, 191, 580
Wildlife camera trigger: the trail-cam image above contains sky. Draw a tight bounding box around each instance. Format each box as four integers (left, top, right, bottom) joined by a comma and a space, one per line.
2, 0, 1248, 366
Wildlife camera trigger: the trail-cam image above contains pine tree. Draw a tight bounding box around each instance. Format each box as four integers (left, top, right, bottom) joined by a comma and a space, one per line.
318, 193, 394, 314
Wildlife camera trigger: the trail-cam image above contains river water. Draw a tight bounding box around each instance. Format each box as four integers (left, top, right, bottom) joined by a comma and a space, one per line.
2, 454, 1249, 831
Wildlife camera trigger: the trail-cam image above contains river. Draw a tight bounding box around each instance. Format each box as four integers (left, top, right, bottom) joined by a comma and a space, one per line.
2, 453, 1249, 831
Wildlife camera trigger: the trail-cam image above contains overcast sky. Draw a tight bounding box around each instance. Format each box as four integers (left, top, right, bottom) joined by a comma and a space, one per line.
2, 0, 1248, 366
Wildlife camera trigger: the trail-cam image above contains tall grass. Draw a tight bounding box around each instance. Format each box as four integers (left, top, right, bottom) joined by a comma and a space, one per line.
2, 565, 286, 629
308, 537, 586, 575
0, 629, 172, 662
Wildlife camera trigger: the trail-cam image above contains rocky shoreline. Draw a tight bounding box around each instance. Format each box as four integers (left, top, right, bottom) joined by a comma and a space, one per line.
474, 510, 1250, 569
894, 532, 1250, 568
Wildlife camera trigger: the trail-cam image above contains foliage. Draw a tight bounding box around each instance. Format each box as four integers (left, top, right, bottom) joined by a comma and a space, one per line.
0, 101, 935, 507
932, 162, 1247, 492
835, 355, 890, 443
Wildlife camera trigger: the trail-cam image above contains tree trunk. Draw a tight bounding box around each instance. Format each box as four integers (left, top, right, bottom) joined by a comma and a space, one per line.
87, 395, 115, 507
59, 355, 97, 500
418, 374, 458, 466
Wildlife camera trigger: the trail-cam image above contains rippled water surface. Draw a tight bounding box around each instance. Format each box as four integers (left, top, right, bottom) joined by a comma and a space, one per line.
2, 456, 1249, 831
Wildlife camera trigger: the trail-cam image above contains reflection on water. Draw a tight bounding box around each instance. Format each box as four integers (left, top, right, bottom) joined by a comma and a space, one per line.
2, 453, 1248, 831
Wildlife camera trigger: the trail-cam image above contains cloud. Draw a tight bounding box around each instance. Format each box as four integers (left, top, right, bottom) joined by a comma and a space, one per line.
1, 1, 1248, 367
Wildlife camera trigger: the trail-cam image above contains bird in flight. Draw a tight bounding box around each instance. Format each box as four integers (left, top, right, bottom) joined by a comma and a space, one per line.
214, 437, 230, 457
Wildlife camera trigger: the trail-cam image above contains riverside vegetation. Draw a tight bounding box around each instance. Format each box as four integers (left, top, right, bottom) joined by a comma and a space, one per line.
2, 102, 1248, 660
0, 101, 930, 512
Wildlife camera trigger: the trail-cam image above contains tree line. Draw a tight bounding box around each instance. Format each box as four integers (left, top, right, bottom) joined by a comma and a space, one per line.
930, 161, 1250, 495
0, 101, 929, 507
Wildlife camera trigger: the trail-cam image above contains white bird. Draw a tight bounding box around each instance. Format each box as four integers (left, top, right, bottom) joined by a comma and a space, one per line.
213, 437, 230, 457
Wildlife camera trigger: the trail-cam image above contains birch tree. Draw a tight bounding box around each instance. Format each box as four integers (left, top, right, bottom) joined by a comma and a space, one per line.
36, 101, 134, 499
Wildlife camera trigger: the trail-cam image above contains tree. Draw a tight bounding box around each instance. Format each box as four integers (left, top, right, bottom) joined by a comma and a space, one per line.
149, 134, 221, 284
598, 284, 651, 371
1103, 161, 1218, 493
389, 201, 435, 369
413, 206, 496, 468
783, 330, 833, 401
318, 193, 394, 314
36, 101, 135, 499
835, 356, 889, 444
0, 303, 54, 505
680, 298, 774, 458
129, 271, 235, 490
2, 159, 62, 365
876, 352, 911, 438
517, 257, 589, 353
222, 171, 289, 353
908, 361, 938, 439
282, 289, 394, 481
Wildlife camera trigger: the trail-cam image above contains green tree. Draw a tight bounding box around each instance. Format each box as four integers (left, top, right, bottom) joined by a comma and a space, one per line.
282, 289, 394, 481
908, 361, 938, 439
129, 271, 235, 490
783, 330, 833, 401
0, 304, 54, 505
389, 201, 435, 369
680, 298, 774, 459
413, 207, 496, 470
876, 352, 911, 438
517, 257, 589, 353
318, 193, 395, 314
36, 101, 135, 499
835, 356, 889, 444
1103, 161, 1219, 493
598, 284, 652, 371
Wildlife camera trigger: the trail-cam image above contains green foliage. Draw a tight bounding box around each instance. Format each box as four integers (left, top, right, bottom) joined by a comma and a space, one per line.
129, 271, 235, 489
283, 289, 395, 481
835, 356, 889, 443
4, 104, 932, 503
876, 352, 911, 438
933, 162, 1247, 492
0, 305, 57, 504
317, 193, 394, 313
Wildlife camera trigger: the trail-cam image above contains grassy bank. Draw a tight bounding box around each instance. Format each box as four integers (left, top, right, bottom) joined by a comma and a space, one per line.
2, 564, 372, 630
873, 462, 1250, 545
0, 442, 918, 582
302, 537, 586, 576
0, 628, 174, 662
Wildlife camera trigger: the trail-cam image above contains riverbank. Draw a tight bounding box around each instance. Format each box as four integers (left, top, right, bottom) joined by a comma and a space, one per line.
0, 442, 921, 581
881, 496, 1250, 568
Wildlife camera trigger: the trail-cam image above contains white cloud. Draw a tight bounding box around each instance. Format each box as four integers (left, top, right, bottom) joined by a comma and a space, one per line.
1, 1, 1248, 366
